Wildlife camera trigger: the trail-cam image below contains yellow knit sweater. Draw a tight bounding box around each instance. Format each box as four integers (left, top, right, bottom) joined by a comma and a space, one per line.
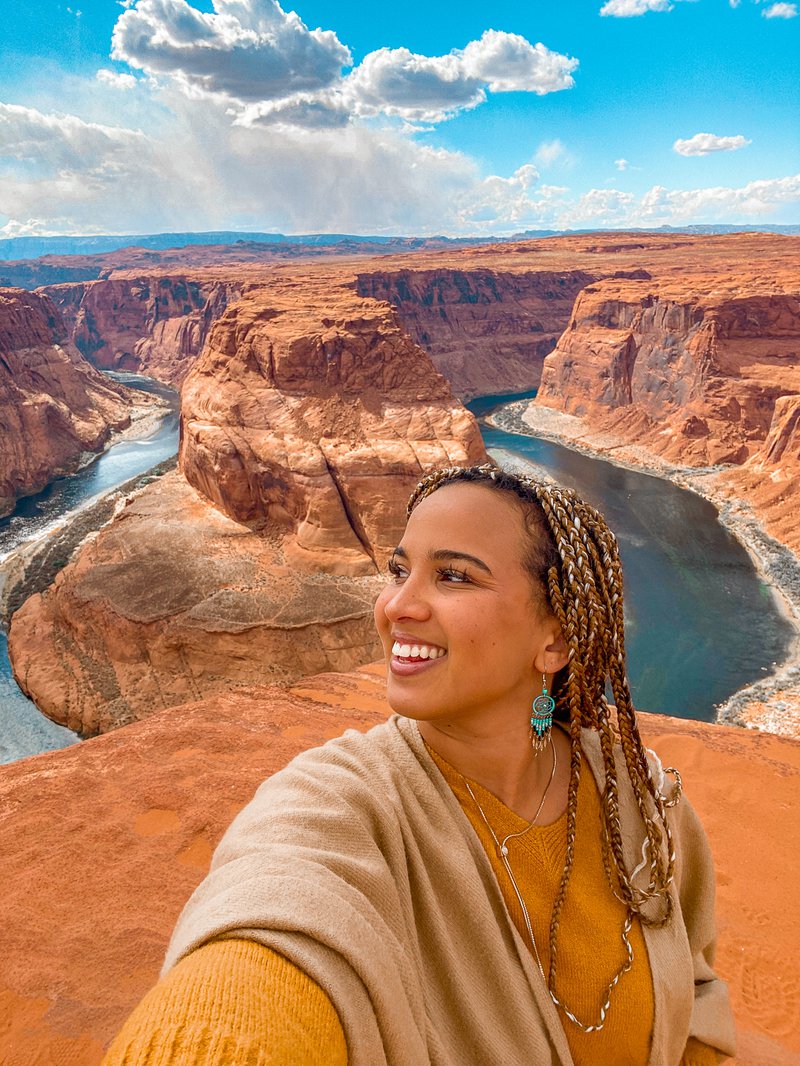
103, 754, 720, 1065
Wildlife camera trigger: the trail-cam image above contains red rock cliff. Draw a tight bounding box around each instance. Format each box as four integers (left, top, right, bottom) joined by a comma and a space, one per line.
8, 277, 485, 734
536, 278, 800, 464
356, 268, 596, 398
180, 279, 485, 570
44, 276, 245, 386
0, 288, 143, 517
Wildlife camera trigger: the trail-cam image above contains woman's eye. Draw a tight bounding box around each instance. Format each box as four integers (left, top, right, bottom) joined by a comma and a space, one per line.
438, 567, 470, 584
387, 559, 407, 581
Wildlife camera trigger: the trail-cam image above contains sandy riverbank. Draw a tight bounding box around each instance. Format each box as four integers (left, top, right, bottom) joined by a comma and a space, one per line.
487, 400, 800, 740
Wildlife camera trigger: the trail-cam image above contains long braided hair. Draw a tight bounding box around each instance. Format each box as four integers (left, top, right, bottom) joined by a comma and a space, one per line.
407, 463, 681, 999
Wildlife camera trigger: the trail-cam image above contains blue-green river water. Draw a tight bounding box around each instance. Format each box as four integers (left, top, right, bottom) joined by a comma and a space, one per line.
469, 390, 794, 721
0, 385, 792, 763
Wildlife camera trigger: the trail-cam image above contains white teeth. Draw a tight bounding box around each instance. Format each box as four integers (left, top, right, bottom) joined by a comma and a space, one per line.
391, 641, 445, 660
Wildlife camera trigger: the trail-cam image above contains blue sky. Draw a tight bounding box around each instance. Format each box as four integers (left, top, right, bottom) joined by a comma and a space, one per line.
1, 0, 798, 236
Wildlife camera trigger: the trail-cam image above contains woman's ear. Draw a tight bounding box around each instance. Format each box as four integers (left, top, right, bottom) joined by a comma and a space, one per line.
534, 624, 569, 676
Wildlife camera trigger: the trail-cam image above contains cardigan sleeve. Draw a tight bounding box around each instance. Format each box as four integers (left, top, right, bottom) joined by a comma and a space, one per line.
680, 1036, 725, 1065
101, 938, 348, 1065
673, 795, 737, 1062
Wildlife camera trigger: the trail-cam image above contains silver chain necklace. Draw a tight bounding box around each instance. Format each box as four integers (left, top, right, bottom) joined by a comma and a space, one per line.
463, 742, 634, 1033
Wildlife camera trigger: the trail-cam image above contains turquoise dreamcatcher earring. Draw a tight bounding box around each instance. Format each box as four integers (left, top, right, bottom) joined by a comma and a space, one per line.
530, 673, 555, 754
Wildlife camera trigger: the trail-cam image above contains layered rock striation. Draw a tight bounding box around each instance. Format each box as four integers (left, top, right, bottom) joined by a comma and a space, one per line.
0, 288, 144, 518
533, 271, 800, 555
45, 276, 245, 387
9, 280, 485, 733
537, 281, 800, 467
180, 282, 485, 570
356, 268, 595, 398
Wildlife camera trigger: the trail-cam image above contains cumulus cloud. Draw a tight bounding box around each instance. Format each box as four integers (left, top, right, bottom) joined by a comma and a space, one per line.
615, 158, 630, 170
0, 101, 149, 171
111, 0, 352, 103
600, 0, 673, 16
762, 2, 797, 16
344, 32, 576, 122
109, 4, 577, 126
96, 68, 139, 90
673, 132, 751, 156
459, 31, 578, 95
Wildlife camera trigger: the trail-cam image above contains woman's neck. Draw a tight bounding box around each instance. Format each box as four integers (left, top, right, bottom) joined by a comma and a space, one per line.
418, 717, 572, 823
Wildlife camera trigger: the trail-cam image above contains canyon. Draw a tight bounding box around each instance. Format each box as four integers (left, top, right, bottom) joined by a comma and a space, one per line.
3, 233, 800, 1066
4, 232, 800, 737
8, 276, 484, 735
0, 663, 798, 1066
0, 288, 152, 518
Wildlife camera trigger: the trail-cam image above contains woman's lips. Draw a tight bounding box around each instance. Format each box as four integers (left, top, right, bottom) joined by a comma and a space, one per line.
386, 639, 445, 673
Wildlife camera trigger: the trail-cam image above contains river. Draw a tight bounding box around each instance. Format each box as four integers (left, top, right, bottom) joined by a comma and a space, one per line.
0, 374, 180, 764
0, 383, 793, 763
468, 390, 795, 721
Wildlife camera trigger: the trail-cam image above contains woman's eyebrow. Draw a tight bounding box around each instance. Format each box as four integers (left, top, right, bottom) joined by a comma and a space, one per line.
392, 545, 492, 575
431, 549, 492, 574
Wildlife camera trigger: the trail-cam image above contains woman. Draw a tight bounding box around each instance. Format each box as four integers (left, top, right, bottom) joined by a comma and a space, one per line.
103, 464, 735, 1065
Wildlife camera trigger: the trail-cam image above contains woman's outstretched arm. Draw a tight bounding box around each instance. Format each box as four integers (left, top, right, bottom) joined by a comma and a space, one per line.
102, 938, 348, 1065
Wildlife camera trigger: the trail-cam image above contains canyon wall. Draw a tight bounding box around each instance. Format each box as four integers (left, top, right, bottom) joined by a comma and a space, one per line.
356, 268, 596, 398
537, 282, 800, 467
45, 276, 245, 386
1, 665, 798, 1066
0, 288, 145, 518
8, 280, 485, 734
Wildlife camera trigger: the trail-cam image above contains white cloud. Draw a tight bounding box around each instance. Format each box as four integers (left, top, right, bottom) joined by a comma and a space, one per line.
763, 2, 797, 16
110, 5, 577, 126
344, 48, 485, 123
459, 31, 578, 95
96, 69, 139, 90
344, 32, 576, 123
0, 101, 149, 170
614, 158, 630, 171
534, 139, 572, 167
673, 132, 751, 156
600, 0, 673, 16
111, 0, 352, 104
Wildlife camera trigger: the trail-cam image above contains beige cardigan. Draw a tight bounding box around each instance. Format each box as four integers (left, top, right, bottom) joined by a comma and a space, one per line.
164, 715, 735, 1066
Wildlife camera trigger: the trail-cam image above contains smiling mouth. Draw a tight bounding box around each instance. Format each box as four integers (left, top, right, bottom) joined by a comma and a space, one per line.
391, 641, 446, 662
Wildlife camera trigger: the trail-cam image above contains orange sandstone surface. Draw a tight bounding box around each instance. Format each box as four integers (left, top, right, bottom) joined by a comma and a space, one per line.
8, 277, 484, 735
0, 666, 798, 1066
0, 288, 149, 517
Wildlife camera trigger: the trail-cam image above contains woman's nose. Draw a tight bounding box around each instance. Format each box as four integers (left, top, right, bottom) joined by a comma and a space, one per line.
382, 576, 431, 622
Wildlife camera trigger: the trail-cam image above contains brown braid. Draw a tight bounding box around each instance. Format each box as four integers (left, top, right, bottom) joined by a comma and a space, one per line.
407, 463, 681, 1003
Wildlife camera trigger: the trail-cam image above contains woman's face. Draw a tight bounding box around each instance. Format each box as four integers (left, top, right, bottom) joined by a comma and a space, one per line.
374, 481, 567, 734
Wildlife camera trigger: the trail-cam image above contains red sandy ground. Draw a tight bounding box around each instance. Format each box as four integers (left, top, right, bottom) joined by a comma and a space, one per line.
0, 663, 798, 1065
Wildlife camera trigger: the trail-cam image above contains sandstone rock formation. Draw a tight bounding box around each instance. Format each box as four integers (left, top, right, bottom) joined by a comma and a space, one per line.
536, 279, 800, 469
8, 471, 384, 735
8, 279, 485, 733
45, 276, 245, 387
528, 249, 800, 561
0, 665, 797, 1066
356, 268, 595, 398
0, 288, 146, 518
180, 279, 485, 570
